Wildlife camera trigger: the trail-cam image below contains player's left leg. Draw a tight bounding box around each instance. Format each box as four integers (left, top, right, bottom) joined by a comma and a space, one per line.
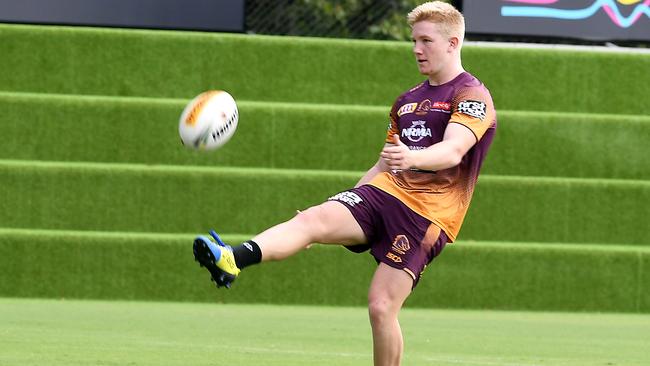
367, 263, 413, 366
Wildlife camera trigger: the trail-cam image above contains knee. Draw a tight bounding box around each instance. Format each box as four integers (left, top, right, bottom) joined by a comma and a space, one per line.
293, 206, 319, 224
291, 206, 329, 241
368, 294, 395, 325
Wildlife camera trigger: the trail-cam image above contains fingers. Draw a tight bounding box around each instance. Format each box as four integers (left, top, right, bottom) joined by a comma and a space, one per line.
393, 134, 401, 145
381, 136, 410, 170
381, 144, 406, 160
380, 150, 404, 161
382, 145, 403, 153
380, 151, 399, 160
380, 152, 407, 170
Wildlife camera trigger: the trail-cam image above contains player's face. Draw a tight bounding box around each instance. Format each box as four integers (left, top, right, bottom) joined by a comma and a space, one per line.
411, 21, 454, 79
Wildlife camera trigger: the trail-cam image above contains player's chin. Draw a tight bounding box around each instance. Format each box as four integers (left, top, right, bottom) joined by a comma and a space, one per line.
416, 65, 430, 75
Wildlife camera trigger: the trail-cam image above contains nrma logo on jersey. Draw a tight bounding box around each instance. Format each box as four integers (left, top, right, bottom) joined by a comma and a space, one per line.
402, 120, 432, 143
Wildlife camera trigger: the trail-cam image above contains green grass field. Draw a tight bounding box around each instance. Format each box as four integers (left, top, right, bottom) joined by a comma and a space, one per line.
1, 298, 648, 366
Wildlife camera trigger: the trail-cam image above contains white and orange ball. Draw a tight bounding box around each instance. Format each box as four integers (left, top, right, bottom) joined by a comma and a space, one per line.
179, 90, 238, 151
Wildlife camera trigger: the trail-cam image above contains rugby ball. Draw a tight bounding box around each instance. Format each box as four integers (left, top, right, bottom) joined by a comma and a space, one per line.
179, 90, 238, 150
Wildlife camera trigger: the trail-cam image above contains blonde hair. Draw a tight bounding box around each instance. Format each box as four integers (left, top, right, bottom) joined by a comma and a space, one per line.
407, 1, 465, 43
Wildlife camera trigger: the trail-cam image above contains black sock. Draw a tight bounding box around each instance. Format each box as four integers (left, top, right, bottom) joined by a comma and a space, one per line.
232, 240, 262, 269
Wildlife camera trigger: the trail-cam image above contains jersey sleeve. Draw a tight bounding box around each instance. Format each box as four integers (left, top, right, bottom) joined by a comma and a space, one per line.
385, 95, 408, 144
449, 86, 496, 141
385, 97, 401, 143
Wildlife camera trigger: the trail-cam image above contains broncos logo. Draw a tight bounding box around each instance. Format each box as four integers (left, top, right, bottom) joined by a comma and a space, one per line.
391, 235, 411, 255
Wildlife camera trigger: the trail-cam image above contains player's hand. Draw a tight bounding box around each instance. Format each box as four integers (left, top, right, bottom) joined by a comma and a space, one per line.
380, 134, 414, 171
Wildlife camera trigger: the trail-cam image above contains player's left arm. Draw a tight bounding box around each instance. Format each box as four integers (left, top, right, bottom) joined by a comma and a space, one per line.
380, 124, 476, 171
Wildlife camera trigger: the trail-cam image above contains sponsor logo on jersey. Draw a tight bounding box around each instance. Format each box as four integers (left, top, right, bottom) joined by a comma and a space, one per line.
457, 100, 487, 120
402, 120, 432, 143
391, 235, 411, 255
328, 191, 363, 206
398, 100, 451, 117
432, 101, 451, 111
397, 103, 417, 117
415, 99, 431, 115
418, 99, 451, 115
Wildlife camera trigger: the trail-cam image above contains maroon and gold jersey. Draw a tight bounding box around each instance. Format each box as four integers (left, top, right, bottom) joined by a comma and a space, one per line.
369, 72, 496, 242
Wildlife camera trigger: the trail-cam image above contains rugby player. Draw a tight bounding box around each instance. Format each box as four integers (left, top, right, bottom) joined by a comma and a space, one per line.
193, 2, 497, 365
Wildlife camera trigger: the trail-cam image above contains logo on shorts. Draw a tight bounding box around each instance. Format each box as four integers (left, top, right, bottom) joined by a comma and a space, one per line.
328, 191, 363, 206
391, 235, 410, 255
386, 252, 403, 263
457, 100, 486, 120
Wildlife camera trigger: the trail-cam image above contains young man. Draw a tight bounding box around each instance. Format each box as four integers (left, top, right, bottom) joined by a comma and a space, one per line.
193, 2, 496, 365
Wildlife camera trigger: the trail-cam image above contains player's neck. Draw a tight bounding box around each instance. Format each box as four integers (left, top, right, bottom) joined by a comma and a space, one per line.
428, 63, 465, 86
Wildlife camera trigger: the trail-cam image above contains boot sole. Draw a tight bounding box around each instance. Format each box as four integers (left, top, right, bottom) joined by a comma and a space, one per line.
193, 238, 237, 289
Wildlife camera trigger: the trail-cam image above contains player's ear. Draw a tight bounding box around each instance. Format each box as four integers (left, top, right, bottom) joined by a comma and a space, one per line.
448, 36, 459, 52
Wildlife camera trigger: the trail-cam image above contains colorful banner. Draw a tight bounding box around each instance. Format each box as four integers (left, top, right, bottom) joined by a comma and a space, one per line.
462, 0, 650, 41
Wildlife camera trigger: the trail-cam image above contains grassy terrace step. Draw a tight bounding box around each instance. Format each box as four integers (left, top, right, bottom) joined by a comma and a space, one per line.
1, 23, 649, 114
2, 92, 650, 179
0, 92, 385, 172
1, 228, 648, 312
1, 159, 649, 245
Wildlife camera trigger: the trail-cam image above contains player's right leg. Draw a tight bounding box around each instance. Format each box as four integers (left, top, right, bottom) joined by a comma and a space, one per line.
253, 200, 367, 261
193, 230, 240, 288
193, 200, 366, 288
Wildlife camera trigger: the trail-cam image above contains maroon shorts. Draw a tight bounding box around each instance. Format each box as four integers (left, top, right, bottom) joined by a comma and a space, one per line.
328, 185, 448, 287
